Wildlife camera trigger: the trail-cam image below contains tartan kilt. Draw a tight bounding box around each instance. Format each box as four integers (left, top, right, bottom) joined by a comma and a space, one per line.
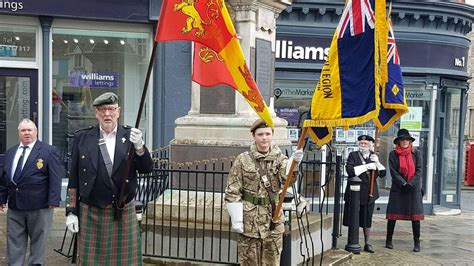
78, 201, 142, 266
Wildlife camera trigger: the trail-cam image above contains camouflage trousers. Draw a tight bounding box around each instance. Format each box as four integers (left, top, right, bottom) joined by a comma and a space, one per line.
238, 233, 283, 266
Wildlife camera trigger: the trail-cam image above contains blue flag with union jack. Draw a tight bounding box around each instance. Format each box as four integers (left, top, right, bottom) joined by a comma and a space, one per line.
375, 19, 408, 130
304, 0, 381, 130
304, 0, 406, 146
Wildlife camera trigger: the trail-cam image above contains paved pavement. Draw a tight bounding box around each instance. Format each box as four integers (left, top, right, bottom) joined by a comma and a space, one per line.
339, 188, 474, 266
0, 189, 473, 265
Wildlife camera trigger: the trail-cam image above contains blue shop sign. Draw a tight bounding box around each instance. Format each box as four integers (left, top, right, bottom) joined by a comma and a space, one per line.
69, 71, 119, 88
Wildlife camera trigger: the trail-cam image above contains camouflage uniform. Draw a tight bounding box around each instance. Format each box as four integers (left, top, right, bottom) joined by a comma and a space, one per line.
225, 144, 297, 266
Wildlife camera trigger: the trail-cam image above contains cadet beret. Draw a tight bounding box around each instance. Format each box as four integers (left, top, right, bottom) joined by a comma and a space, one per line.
250, 119, 271, 133
357, 134, 374, 142
92, 92, 119, 107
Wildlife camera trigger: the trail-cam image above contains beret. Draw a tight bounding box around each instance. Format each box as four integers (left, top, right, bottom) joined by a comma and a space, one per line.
250, 119, 270, 133
92, 92, 119, 107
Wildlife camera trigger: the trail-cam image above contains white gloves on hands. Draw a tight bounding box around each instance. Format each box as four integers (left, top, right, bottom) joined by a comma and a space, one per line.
66, 213, 79, 233
353, 163, 377, 176
370, 154, 379, 163
285, 149, 304, 175
292, 149, 304, 163
366, 162, 377, 170
227, 202, 244, 233
130, 128, 144, 150
370, 154, 386, 170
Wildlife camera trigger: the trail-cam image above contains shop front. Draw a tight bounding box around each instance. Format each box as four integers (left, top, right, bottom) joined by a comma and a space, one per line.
275, 0, 473, 211
0, 0, 155, 172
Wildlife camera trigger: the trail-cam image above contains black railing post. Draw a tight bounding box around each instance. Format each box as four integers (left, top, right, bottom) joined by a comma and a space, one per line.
332, 155, 342, 249
280, 193, 294, 266
345, 176, 361, 254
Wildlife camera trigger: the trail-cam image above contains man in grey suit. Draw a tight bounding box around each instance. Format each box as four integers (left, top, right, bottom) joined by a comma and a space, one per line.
0, 118, 63, 266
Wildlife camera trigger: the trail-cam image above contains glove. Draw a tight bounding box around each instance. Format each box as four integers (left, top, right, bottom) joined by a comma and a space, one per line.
292, 149, 304, 163
66, 213, 79, 233
130, 128, 144, 150
285, 150, 304, 176
370, 154, 386, 170
227, 202, 244, 233
366, 162, 377, 170
370, 154, 379, 163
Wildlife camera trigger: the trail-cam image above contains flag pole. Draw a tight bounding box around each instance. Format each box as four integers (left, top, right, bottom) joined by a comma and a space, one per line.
115, 41, 158, 217
368, 128, 379, 197
271, 126, 308, 225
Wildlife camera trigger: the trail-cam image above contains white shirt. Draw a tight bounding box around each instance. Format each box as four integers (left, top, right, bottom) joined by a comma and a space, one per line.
100, 126, 117, 163
11, 140, 37, 180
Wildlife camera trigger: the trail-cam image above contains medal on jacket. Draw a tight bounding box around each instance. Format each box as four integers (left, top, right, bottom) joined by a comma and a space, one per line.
37, 159, 44, 169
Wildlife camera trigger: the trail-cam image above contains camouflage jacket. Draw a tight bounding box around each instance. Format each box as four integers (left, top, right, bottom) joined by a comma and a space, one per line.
225, 144, 297, 239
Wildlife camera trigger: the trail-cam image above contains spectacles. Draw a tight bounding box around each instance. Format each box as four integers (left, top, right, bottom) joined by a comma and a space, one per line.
97, 106, 118, 113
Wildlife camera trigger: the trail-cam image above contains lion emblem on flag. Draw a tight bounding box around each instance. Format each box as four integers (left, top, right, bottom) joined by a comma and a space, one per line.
174, 0, 209, 37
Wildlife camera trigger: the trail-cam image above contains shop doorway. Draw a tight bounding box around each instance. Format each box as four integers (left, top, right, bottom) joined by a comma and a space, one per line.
435, 79, 466, 208
0, 68, 38, 171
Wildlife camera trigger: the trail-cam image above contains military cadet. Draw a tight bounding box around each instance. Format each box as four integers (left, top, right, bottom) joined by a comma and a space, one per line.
65, 92, 153, 265
225, 119, 304, 265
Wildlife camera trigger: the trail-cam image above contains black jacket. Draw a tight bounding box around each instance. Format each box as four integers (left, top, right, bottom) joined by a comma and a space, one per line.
67, 125, 153, 215
344, 151, 386, 205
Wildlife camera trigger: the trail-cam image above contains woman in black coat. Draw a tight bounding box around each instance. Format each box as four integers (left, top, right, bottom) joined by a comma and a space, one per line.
343, 135, 386, 253
386, 129, 424, 252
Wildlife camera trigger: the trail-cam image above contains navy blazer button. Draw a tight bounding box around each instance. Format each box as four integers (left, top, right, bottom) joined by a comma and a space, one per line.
83, 169, 86, 172
84, 182, 88, 186
112, 195, 115, 198
126, 179, 129, 183
81, 155, 85, 159
16, 188, 19, 191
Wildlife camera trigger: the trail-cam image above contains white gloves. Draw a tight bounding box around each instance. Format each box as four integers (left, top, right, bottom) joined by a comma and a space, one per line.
66, 213, 79, 233
366, 162, 377, 170
370, 154, 379, 163
285, 149, 304, 175
370, 154, 386, 170
353, 163, 377, 176
130, 128, 144, 150
227, 202, 244, 233
292, 149, 304, 163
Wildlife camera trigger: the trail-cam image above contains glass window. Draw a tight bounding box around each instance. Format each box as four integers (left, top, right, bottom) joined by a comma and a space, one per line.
378, 86, 431, 199
51, 28, 150, 156
442, 89, 461, 193
0, 26, 36, 61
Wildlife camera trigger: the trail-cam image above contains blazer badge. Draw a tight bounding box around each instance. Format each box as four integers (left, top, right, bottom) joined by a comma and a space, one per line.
122, 137, 126, 143
37, 159, 44, 169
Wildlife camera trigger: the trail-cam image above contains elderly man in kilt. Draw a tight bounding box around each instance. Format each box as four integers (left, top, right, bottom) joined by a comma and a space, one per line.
65, 92, 153, 265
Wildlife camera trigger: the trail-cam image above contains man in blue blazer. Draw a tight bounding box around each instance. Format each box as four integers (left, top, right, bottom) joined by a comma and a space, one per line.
0, 118, 63, 266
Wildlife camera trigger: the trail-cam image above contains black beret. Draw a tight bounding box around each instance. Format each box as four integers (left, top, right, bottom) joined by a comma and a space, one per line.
357, 134, 375, 142
92, 92, 119, 107
250, 119, 270, 133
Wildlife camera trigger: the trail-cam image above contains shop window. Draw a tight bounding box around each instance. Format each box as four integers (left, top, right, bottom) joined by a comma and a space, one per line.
51, 28, 151, 160
0, 26, 36, 61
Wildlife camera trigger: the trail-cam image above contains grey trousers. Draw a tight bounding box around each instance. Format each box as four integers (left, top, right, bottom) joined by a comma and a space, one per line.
6, 208, 54, 266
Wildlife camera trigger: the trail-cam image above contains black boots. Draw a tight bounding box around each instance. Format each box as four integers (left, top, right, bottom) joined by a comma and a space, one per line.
413, 241, 420, 252
412, 221, 421, 252
385, 220, 396, 249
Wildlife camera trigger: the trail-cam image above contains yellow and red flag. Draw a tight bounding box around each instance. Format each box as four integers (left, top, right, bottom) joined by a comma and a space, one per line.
192, 42, 236, 88
156, 0, 273, 127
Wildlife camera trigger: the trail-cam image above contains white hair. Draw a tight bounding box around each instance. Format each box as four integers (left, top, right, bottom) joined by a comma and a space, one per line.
18, 118, 37, 130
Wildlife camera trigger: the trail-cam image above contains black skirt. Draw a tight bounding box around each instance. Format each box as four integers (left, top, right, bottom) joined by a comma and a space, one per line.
343, 202, 375, 228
